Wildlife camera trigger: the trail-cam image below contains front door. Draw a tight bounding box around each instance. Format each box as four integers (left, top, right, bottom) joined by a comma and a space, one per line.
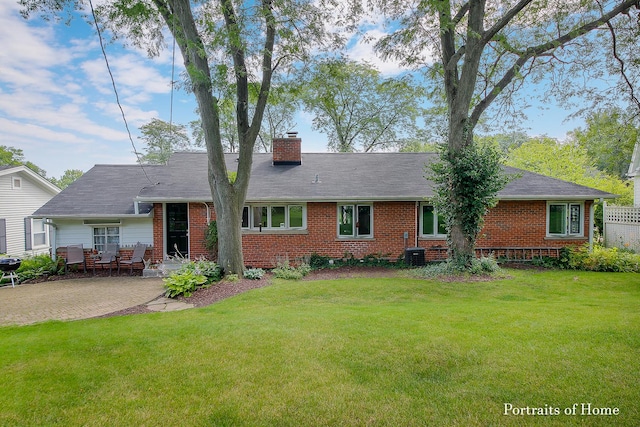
166, 203, 188, 258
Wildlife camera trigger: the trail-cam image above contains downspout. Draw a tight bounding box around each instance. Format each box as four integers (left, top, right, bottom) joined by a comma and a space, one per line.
43, 220, 57, 261
597, 199, 605, 251
415, 201, 419, 247
589, 200, 598, 252
201, 202, 211, 224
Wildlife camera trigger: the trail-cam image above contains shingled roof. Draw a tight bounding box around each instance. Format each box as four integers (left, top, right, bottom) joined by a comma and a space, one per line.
33, 164, 163, 218
33, 151, 617, 218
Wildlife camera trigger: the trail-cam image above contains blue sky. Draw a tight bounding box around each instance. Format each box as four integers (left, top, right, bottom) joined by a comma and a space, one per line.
0, 1, 584, 179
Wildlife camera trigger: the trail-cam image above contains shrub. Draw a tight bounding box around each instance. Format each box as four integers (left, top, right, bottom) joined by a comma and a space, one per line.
475, 255, 501, 273
179, 260, 222, 284
309, 253, 331, 269
14, 254, 63, 283
531, 256, 564, 269
225, 273, 239, 282
243, 268, 265, 280
272, 262, 311, 280
163, 270, 207, 298
415, 256, 502, 278
566, 244, 640, 272
204, 221, 218, 254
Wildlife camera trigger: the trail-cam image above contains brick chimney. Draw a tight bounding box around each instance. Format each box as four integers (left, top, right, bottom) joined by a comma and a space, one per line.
272, 132, 302, 166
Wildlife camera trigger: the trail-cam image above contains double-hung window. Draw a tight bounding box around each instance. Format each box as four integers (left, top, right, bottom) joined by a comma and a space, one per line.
93, 226, 120, 252
242, 204, 305, 230
547, 202, 583, 237
32, 219, 47, 247
421, 205, 447, 237
24, 218, 48, 251
338, 204, 373, 238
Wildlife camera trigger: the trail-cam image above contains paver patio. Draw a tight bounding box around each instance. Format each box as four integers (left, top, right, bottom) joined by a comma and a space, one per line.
0, 277, 165, 326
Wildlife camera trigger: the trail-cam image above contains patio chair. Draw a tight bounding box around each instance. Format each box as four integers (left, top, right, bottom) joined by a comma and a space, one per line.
93, 244, 120, 276
65, 244, 87, 273
118, 242, 148, 275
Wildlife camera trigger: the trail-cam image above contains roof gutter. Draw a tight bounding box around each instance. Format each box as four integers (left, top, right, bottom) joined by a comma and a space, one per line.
135, 194, 619, 204
30, 213, 154, 219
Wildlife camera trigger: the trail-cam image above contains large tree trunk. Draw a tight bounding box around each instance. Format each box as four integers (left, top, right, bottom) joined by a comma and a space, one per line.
440, 0, 485, 268
156, 0, 274, 277
211, 170, 245, 274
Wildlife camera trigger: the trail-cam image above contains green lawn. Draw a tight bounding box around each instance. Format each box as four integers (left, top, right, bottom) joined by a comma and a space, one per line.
0, 269, 639, 426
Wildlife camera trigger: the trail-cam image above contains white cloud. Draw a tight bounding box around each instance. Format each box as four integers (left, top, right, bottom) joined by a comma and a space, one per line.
345, 28, 409, 76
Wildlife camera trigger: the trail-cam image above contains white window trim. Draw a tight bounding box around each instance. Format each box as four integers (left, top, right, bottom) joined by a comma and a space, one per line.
12, 177, 22, 190
242, 204, 307, 230
92, 225, 121, 251
546, 201, 584, 237
419, 203, 447, 238
336, 203, 374, 238
31, 218, 49, 248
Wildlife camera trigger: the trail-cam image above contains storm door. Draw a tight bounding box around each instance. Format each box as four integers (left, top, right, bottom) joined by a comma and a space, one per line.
166, 203, 189, 258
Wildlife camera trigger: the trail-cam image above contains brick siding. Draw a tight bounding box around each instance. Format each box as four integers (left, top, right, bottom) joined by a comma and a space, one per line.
150, 200, 593, 268
272, 137, 302, 165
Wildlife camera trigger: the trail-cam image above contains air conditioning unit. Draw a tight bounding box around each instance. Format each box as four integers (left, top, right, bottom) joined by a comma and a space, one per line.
404, 247, 425, 266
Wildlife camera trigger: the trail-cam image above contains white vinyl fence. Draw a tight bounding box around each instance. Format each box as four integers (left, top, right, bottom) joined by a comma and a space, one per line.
603, 203, 640, 252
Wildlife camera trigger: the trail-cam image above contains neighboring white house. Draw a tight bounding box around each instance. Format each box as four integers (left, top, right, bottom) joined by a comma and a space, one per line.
0, 165, 60, 257
628, 141, 640, 207
603, 141, 640, 251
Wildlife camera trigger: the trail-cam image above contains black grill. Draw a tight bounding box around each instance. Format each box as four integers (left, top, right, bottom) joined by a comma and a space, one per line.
0, 258, 21, 272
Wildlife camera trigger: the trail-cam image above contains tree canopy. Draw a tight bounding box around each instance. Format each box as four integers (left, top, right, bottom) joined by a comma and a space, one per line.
50, 169, 84, 190
300, 57, 425, 152
0, 145, 47, 178
138, 118, 192, 165
570, 108, 639, 179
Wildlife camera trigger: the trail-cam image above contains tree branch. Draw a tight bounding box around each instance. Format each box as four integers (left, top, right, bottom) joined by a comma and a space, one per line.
469, 0, 640, 128
605, 18, 640, 112
480, 0, 533, 46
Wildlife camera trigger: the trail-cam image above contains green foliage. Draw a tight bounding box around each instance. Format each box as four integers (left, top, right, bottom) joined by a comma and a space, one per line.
204, 221, 218, 253
179, 259, 222, 284
430, 143, 510, 268
474, 132, 530, 154
308, 253, 332, 269
163, 269, 208, 298
300, 57, 425, 152
570, 108, 638, 179
163, 259, 222, 297
225, 273, 240, 282
137, 118, 192, 165
12, 255, 62, 283
272, 262, 311, 280
531, 245, 640, 272
50, 169, 83, 189
506, 137, 634, 230
565, 244, 640, 272
0, 145, 47, 177
531, 256, 567, 269
243, 268, 265, 280
307, 252, 404, 270
415, 256, 502, 279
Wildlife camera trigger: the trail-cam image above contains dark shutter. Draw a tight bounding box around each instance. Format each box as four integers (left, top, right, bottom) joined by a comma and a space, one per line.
24, 218, 32, 251
0, 219, 6, 254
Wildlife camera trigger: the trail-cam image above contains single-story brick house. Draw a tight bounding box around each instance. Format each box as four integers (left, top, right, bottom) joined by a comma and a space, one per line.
33, 135, 616, 268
